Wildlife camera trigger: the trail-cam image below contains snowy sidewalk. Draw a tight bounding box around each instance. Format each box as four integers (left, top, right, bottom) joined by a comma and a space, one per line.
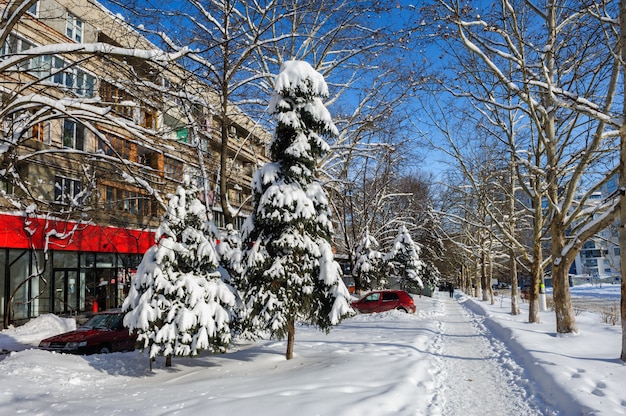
2, 289, 621, 415
429, 292, 546, 415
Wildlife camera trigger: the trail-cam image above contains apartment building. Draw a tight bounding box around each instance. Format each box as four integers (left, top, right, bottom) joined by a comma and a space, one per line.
569, 178, 622, 284
0, 0, 269, 327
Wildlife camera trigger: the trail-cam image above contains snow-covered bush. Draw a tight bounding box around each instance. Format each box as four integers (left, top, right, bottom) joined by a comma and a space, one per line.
123, 178, 237, 362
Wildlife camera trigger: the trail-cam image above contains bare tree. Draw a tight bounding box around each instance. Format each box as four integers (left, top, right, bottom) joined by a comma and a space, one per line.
110, 0, 417, 231
423, 0, 621, 334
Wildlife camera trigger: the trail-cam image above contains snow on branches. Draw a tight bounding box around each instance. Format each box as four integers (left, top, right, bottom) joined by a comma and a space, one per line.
123, 177, 237, 361
239, 61, 353, 356
386, 225, 425, 292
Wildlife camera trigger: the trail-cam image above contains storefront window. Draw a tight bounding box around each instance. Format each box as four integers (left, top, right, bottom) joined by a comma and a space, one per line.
9, 250, 30, 320
31, 250, 45, 316
52, 251, 78, 268
0, 249, 6, 326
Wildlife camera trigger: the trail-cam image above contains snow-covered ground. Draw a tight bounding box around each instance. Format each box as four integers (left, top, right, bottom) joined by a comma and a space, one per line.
0, 284, 623, 415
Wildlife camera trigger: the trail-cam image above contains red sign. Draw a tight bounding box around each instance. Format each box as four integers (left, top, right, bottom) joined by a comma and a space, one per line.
0, 213, 155, 254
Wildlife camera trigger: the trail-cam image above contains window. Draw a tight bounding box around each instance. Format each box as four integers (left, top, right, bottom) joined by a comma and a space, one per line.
0, 34, 34, 69
583, 241, 596, 249
63, 120, 84, 150
98, 134, 132, 160
100, 81, 134, 119
105, 186, 152, 216
32, 121, 50, 143
74, 69, 95, 96
1, 179, 14, 195
26, 2, 38, 16
140, 108, 156, 129
614, 247, 621, 256
164, 157, 183, 181
382, 292, 399, 301
54, 176, 82, 205
365, 293, 381, 302
66, 13, 83, 42
52, 59, 95, 97
176, 128, 189, 143
0, 35, 95, 96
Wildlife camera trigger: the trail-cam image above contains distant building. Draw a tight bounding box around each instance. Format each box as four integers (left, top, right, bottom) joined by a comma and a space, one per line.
569, 181, 621, 284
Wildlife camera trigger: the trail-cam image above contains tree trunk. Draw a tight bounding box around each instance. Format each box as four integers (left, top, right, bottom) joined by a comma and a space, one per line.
219, 101, 233, 227
509, 153, 520, 315
552, 260, 578, 333
166, 354, 172, 367
481, 252, 489, 301
528, 244, 542, 323
619, 0, 626, 363
286, 318, 295, 360
510, 247, 520, 315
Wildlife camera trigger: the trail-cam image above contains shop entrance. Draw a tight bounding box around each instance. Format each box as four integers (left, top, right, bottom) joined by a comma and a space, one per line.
52, 269, 79, 314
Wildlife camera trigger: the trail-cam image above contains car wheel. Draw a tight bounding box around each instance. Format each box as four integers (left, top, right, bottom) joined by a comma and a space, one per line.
397, 307, 408, 313
99, 345, 111, 354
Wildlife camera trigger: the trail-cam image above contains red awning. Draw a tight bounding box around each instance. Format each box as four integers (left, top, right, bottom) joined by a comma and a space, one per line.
0, 213, 155, 254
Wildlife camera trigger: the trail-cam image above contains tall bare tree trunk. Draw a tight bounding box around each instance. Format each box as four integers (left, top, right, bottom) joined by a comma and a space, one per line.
510, 246, 520, 315
620, 120, 626, 361
544, 1, 577, 334
528, 232, 542, 323
219, 100, 233, 226
509, 154, 520, 315
481, 250, 489, 301
286, 318, 295, 360
619, 0, 626, 362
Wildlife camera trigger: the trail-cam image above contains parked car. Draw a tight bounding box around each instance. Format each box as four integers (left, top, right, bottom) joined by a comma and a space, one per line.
39, 310, 136, 354
351, 290, 416, 314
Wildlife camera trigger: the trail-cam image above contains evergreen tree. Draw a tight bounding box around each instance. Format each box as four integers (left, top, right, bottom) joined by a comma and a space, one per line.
420, 263, 441, 296
353, 230, 386, 291
386, 225, 424, 292
217, 224, 244, 283
123, 178, 237, 366
239, 60, 353, 360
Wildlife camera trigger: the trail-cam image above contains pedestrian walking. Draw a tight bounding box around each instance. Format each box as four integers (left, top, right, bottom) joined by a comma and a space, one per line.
448, 283, 454, 298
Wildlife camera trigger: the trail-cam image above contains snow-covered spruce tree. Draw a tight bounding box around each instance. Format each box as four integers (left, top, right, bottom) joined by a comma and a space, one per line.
353, 230, 386, 292
123, 177, 237, 367
385, 225, 424, 293
239, 60, 353, 360
217, 224, 244, 283
420, 263, 441, 296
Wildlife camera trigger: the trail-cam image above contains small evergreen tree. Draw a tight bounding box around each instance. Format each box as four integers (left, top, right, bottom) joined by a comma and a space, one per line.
239, 60, 353, 360
217, 224, 244, 283
123, 178, 237, 366
419, 263, 441, 296
386, 225, 424, 292
353, 230, 386, 291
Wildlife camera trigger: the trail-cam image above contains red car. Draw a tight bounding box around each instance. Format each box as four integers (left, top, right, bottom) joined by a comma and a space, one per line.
39, 310, 137, 354
351, 290, 416, 314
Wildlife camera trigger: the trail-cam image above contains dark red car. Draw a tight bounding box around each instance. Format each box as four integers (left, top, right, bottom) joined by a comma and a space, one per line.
351, 290, 416, 314
39, 310, 136, 354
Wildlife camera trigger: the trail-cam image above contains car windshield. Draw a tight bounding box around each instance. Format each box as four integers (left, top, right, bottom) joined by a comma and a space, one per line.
81, 313, 123, 330
358, 292, 380, 302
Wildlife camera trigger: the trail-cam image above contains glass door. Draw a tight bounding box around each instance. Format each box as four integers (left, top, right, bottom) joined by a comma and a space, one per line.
53, 269, 79, 314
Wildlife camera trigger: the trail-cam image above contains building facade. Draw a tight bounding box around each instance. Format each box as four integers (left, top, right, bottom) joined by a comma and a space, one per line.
0, 0, 268, 327
569, 177, 621, 284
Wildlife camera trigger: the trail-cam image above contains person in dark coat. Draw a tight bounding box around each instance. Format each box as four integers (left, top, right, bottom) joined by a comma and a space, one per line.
448, 283, 454, 298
